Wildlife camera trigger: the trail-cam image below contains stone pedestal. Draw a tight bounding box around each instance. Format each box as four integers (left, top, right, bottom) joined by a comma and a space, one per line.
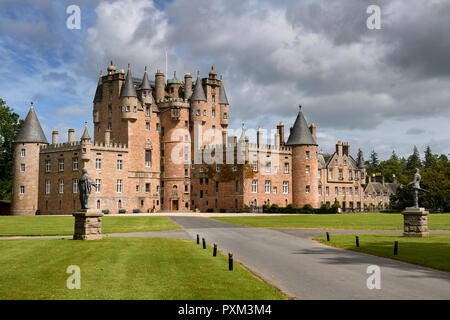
402, 207, 429, 237
73, 209, 104, 240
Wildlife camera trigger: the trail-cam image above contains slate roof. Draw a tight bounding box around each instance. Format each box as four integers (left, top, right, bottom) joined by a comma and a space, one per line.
218, 82, 229, 105
120, 67, 137, 98
14, 106, 48, 144
81, 125, 91, 140
286, 107, 317, 146
140, 67, 151, 90
191, 75, 206, 101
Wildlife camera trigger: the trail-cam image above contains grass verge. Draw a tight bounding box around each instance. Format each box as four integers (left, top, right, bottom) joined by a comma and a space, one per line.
315, 233, 450, 272
0, 237, 286, 300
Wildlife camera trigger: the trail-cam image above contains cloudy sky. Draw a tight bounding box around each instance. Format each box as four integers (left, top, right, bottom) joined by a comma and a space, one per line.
0, 0, 449, 160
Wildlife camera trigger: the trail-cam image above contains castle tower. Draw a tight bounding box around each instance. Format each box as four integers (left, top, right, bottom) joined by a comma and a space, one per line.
155, 69, 165, 102
140, 66, 153, 105
286, 106, 319, 208
11, 102, 48, 215
120, 64, 138, 123
218, 76, 229, 130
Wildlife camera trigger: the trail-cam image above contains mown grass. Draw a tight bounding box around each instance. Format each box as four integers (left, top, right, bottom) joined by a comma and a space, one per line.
0, 216, 180, 236
315, 233, 450, 272
212, 213, 450, 230
0, 237, 286, 300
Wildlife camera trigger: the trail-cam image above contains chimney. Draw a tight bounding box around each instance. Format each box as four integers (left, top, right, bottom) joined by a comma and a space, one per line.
309, 122, 316, 143
257, 127, 263, 147
342, 142, 350, 156
222, 129, 228, 145
274, 131, 280, 148
68, 129, 75, 143
336, 141, 343, 156
105, 129, 111, 146
184, 72, 192, 99
392, 174, 397, 184
155, 69, 165, 102
277, 122, 285, 145
52, 131, 58, 145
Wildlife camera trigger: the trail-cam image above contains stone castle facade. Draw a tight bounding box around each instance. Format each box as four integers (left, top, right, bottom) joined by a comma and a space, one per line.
11, 62, 397, 215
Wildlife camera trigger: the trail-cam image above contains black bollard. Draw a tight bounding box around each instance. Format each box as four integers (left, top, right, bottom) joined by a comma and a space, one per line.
213, 243, 217, 257
394, 241, 398, 255
356, 236, 359, 247
202, 237, 206, 249
326, 232, 330, 241
229, 253, 233, 271
197, 234, 199, 244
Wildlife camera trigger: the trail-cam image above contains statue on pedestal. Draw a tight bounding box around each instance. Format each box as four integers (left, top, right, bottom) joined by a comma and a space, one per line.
407, 168, 429, 208
78, 168, 96, 209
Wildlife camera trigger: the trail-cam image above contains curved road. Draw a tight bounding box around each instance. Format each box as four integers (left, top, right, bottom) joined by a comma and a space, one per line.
169, 216, 450, 300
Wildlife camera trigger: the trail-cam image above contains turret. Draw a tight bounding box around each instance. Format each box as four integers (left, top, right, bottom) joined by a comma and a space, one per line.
184, 72, 192, 100
218, 76, 229, 127
167, 71, 182, 98
80, 122, 92, 162
191, 71, 207, 123
140, 66, 152, 105
11, 102, 48, 215
286, 105, 319, 208
120, 64, 138, 121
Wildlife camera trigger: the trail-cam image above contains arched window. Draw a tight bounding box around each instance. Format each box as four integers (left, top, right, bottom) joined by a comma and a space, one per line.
118, 200, 122, 209
96, 200, 101, 209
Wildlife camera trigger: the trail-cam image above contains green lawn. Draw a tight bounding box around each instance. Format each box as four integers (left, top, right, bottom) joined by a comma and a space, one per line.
0, 216, 180, 236
212, 213, 450, 230
0, 237, 285, 300
315, 233, 450, 272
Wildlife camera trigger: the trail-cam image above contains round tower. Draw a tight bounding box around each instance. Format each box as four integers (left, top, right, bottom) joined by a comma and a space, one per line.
11, 102, 48, 216
120, 64, 138, 122
286, 106, 319, 208
155, 69, 165, 102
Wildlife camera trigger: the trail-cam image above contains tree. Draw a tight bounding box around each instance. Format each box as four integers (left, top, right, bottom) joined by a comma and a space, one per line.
406, 145, 422, 171
366, 150, 379, 175
438, 154, 448, 163
390, 150, 399, 161
424, 145, 438, 169
0, 99, 23, 200
378, 157, 402, 183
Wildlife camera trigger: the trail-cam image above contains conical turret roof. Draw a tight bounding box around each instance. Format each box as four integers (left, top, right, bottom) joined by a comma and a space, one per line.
14, 104, 48, 144
286, 106, 317, 146
218, 81, 229, 105
81, 123, 91, 140
120, 65, 137, 98
191, 74, 206, 101
140, 66, 151, 90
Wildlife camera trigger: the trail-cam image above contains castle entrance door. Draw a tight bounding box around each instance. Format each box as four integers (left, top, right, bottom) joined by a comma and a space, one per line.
172, 200, 179, 211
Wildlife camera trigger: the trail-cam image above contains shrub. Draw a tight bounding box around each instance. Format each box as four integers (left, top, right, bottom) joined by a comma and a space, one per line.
317, 204, 331, 214
102, 209, 110, 214
132, 209, 141, 213
118, 209, 127, 214
300, 204, 314, 213
206, 208, 214, 213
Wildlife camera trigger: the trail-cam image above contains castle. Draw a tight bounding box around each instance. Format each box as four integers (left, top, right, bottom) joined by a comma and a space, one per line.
10, 62, 398, 215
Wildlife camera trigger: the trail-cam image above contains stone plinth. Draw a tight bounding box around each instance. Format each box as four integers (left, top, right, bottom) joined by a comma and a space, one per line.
402, 207, 429, 237
73, 209, 104, 240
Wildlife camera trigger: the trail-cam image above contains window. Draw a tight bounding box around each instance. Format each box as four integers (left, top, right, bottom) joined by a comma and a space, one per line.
274, 165, 278, 173
318, 169, 321, 179
59, 179, 64, 194
235, 180, 239, 193
349, 187, 353, 196
59, 159, 64, 172
146, 183, 150, 193
326, 186, 329, 196
117, 159, 122, 171
252, 180, 258, 193
252, 161, 258, 172
349, 170, 353, 180
96, 159, 101, 170
355, 187, 359, 196
335, 187, 338, 196
196, 109, 200, 116
199, 166, 204, 173
146, 106, 150, 117
97, 200, 101, 209
306, 185, 310, 194
339, 168, 343, 180
191, 160, 195, 169
216, 164, 221, 172
95, 179, 101, 193
73, 179, 78, 194
329, 169, 333, 179
126, 105, 130, 112
212, 95, 215, 104
156, 123, 160, 132
232, 163, 237, 171
45, 160, 51, 172
20, 186, 25, 194
306, 165, 310, 174
72, 158, 78, 171
146, 122, 150, 130
212, 125, 216, 134
283, 181, 289, 194
145, 150, 151, 167
21, 149, 26, 157
215, 181, 219, 193
284, 163, 289, 174
136, 185, 140, 193
355, 171, 359, 180
342, 187, 346, 195
265, 181, 271, 194
200, 178, 203, 185
318, 185, 322, 195
117, 179, 123, 193
223, 113, 228, 119
108, 122, 112, 130
306, 151, 310, 160
212, 109, 216, 118
265, 162, 271, 173
273, 186, 277, 194
20, 164, 25, 172
45, 180, 50, 195
184, 120, 188, 128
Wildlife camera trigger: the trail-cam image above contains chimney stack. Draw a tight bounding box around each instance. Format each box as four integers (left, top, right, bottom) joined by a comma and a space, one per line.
68, 129, 75, 143
342, 142, 350, 156
52, 131, 58, 145
155, 69, 165, 102
277, 122, 285, 146
184, 72, 192, 100
336, 141, 343, 156
105, 129, 111, 146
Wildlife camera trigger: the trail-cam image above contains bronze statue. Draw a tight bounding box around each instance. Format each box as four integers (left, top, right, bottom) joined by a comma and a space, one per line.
78, 168, 96, 209
407, 168, 428, 208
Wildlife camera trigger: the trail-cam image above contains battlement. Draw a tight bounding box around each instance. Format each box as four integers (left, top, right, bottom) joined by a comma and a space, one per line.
40, 141, 82, 152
